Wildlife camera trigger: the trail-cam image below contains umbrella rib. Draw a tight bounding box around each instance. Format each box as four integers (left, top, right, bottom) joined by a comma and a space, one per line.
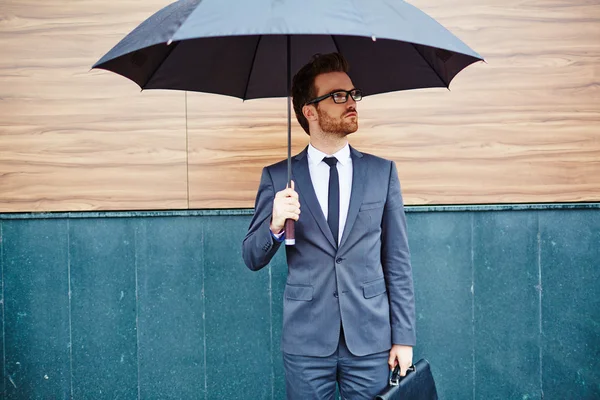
411, 43, 448, 89
140, 0, 201, 88
331, 35, 342, 55
242, 35, 263, 100
141, 41, 181, 89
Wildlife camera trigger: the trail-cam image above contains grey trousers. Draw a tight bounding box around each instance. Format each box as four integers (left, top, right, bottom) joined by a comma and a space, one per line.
282, 329, 390, 400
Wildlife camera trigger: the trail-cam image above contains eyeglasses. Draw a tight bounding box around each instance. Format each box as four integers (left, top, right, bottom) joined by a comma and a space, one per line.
306, 89, 362, 105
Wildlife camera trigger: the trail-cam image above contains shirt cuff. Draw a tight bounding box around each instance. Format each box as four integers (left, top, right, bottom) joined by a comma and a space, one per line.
271, 230, 285, 242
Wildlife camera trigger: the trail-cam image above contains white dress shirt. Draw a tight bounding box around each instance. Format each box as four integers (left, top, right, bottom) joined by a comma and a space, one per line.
307, 142, 353, 245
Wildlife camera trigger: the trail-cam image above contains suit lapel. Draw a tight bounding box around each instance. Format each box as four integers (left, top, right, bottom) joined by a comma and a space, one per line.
293, 148, 337, 249
339, 146, 366, 250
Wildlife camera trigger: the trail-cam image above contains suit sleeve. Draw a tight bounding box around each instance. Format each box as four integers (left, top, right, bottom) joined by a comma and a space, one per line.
381, 161, 417, 346
242, 167, 283, 271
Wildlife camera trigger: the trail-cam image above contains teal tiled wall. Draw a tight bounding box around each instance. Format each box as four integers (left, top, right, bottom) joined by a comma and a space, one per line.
1, 205, 598, 399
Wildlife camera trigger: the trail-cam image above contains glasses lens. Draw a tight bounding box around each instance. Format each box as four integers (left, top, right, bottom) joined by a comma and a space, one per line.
350, 89, 362, 101
332, 91, 348, 104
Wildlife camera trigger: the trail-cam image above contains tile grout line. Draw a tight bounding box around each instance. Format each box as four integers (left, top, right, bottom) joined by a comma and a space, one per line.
537, 216, 544, 399
135, 225, 141, 400
269, 265, 274, 400
1, 222, 5, 397
202, 225, 207, 400
471, 214, 476, 400
67, 220, 74, 399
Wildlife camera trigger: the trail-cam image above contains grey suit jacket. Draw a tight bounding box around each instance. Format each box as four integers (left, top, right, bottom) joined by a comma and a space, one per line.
242, 145, 416, 357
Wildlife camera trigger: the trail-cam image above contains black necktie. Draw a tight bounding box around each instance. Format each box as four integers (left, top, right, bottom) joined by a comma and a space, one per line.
323, 157, 339, 246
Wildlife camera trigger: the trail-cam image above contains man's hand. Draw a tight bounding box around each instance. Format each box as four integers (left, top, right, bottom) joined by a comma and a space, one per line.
388, 345, 413, 376
270, 180, 300, 234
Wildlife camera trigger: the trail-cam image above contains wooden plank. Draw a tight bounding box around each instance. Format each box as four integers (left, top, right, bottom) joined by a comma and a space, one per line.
0, 0, 187, 212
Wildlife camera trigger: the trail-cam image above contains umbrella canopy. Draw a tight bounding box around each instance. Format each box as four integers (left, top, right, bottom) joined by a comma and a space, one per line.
92, 0, 483, 98
93, 0, 483, 245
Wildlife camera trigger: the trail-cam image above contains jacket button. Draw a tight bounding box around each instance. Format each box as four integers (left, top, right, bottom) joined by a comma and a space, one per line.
336, 258, 343, 264
333, 291, 338, 298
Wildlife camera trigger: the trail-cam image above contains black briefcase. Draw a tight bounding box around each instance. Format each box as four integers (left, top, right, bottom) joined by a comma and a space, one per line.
375, 359, 438, 400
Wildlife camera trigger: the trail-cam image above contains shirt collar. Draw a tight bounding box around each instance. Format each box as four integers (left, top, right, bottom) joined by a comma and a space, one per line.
307, 142, 351, 167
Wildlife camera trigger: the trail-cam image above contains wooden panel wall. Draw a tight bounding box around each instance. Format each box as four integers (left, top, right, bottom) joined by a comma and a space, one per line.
1, 0, 599, 212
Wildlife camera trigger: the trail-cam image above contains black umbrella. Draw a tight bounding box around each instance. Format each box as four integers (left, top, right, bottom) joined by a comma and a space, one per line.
93, 0, 483, 244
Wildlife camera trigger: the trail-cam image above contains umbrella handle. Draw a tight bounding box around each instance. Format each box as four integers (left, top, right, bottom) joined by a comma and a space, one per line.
284, 219, 295, 246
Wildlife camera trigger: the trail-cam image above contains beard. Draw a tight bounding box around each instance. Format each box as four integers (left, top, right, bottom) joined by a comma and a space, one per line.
316, 106, 358, 136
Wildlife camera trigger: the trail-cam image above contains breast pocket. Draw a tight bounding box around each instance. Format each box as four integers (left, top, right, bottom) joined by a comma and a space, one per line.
358, 201, 385, 230
359, 201, 385, 212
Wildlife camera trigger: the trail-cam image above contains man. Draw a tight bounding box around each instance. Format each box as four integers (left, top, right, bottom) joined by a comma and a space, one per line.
242, 53, 416, 399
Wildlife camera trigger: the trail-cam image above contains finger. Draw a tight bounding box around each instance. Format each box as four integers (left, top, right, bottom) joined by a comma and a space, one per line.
399, 360, 411, 377
275, 192, 297, 205
282, 206, 300, 216
284, 213, 300, 221
284, 206, 301, 216
287, 203, 300, 212
399, 366, 407, 377
275, 190, 287, 199
277, 188, 298, 200
275, 204, 299, 216
286, 181, 298, 198
282, 198, 301, 208
278, 205, 300, 216
284, 188, 299, 199
388, 356, 396, 371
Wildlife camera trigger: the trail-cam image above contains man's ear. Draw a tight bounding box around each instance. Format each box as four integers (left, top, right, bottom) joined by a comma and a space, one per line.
303, 104, 317, 122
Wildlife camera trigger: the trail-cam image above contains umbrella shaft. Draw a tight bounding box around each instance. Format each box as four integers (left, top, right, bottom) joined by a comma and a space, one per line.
285, 35, 295, 246
287, 35, 292, 186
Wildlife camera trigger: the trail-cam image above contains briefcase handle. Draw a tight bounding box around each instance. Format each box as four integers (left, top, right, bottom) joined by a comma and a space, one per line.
389, 364, 416, 386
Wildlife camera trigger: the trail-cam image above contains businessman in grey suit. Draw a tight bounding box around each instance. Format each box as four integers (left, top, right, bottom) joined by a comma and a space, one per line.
242, 53, 416, 400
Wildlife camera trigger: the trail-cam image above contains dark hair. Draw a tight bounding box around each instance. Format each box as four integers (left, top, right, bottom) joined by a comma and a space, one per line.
291, 53, 349, 135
